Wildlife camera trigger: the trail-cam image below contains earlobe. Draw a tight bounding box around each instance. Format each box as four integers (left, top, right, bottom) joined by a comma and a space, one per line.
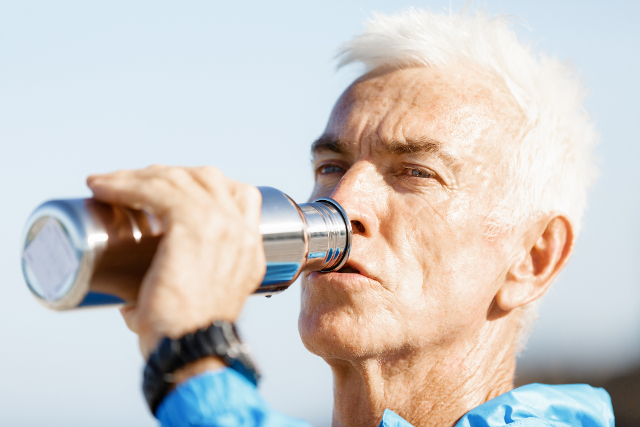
495, 215, 574, 313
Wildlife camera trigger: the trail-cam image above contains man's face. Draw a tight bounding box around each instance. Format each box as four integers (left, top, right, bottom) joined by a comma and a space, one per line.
299, 65, 522, 361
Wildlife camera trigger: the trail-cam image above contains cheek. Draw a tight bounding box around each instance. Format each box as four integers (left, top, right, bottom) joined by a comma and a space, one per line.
423, 236, 505, 334
396, 202, 501, 329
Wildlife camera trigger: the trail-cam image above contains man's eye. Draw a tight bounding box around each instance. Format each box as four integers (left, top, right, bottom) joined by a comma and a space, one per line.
405, 168, 434, 179
318, 164, 345, 175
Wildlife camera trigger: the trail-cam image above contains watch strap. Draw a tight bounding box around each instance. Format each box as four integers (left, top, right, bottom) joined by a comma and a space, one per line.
143, 321, 260, 415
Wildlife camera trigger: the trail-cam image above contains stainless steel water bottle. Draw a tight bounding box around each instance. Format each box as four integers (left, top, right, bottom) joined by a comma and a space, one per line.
21, 187, 352, 310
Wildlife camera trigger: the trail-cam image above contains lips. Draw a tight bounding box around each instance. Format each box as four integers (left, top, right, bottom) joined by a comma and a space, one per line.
334, 258, 374, 280
337, 265, 360, 274
306, 257, 378, 292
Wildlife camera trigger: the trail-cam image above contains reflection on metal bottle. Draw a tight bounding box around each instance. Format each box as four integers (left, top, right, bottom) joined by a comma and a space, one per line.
21, 187, 351, 310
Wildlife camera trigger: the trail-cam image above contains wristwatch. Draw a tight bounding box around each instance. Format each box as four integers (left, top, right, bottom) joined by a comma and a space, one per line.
142, 320, 260, 414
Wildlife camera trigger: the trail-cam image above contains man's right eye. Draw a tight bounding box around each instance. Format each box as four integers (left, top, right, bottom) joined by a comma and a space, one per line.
318, 164, 345, 175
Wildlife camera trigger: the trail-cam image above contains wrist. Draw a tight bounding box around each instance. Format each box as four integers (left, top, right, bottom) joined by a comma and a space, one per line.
139, 318, 236, 361
138, 308, 244, 360
169, 356, 226, 385
142, 321, 260, 415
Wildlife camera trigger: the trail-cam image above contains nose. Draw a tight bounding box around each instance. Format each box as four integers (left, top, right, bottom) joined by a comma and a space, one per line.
329, 162, 381, 238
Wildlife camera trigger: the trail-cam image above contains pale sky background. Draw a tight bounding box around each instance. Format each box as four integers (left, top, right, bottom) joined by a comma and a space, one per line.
1, 1, 639, 426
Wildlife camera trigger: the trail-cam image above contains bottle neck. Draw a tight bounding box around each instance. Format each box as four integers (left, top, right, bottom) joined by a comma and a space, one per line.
299, 198, 351, 272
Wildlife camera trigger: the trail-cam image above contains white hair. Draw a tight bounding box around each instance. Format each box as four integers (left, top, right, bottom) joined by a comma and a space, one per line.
337, 8, 598, 350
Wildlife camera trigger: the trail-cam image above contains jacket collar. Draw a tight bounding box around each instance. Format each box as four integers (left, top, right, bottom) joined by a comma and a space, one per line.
379, 383, 614, 427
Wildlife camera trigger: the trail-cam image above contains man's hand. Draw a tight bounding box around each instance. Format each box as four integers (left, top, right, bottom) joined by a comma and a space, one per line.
87, 165, 265, 360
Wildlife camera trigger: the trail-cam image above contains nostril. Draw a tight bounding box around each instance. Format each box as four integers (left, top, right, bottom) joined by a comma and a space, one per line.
351, 220, 365, 234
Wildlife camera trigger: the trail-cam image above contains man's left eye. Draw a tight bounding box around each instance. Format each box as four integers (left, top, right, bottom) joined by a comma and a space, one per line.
406, 168, 434, 179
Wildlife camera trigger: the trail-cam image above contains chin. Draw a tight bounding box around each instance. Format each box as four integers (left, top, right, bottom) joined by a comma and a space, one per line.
299, 309, 362, 360
297, 291, 390, 361
298, 270, 421, 360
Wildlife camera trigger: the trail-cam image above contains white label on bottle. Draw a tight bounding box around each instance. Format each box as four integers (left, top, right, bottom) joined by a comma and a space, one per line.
23, 218, 80, 301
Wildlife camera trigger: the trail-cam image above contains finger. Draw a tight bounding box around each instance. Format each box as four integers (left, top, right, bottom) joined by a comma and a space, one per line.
234, 184, 262, 227
90, 165, 206, 196
89, 173, 175, 215
187, 166, 237, 208
191, 167, 261, 225
87, 163, 166, 184
88, 166, 210, 216
119, 305, 139, 334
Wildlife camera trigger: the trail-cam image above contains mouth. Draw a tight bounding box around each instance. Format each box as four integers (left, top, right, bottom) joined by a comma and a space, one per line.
306, 258, 376, 291
337, 265, 361, 274
334, 258, 369, 277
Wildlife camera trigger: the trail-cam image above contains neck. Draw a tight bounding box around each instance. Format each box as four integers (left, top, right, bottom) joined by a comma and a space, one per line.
328, 321, 517, 427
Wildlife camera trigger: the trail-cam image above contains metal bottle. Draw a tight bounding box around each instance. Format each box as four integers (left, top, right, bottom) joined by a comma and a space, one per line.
21, 187, 352, 310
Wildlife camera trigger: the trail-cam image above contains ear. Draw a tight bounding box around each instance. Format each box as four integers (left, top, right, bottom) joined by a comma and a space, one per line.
494, 214, 575, 313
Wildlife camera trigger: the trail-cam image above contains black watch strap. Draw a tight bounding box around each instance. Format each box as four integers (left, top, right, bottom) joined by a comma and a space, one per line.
143, 321, 260, 415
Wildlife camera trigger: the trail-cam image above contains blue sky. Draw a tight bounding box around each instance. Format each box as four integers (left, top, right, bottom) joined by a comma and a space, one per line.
1, 1, 639, 425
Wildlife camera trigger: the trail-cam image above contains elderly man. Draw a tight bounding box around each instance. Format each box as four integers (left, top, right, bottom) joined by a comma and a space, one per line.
87, 9, 613, 427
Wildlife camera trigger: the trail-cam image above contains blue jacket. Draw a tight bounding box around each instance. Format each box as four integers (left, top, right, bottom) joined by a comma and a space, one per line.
157, 369, 614, 427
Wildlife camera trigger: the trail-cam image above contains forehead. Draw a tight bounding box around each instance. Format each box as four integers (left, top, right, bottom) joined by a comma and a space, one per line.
324, 65, 520, 162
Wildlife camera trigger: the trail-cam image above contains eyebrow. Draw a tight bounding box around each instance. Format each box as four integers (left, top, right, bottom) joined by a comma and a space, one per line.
311, 136, 349, 155
311, 136, 462, 172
